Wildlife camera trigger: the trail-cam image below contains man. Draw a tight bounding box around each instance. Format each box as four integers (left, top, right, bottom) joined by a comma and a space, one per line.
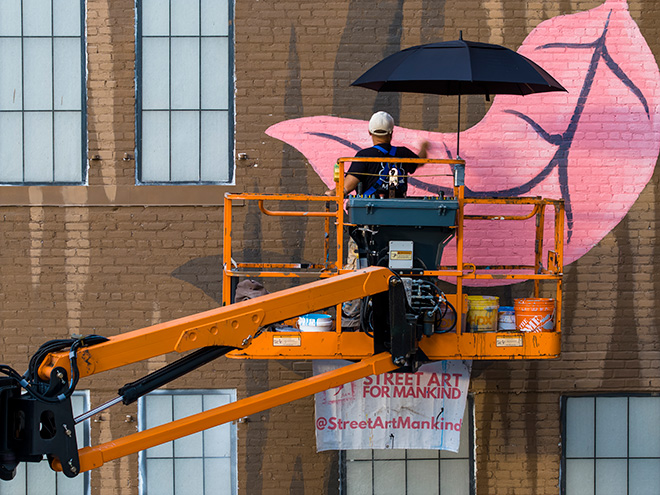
326, 111, 429, 328
326, 111, 429, 197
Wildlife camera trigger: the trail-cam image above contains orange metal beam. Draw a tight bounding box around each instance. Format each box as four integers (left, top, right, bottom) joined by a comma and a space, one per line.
226, 330, 375, 359
419, 331, 560, 360
38, 267, 393, 381
52, 353, 397, 474
258, 199, 336, 217
223, 329, 561, 361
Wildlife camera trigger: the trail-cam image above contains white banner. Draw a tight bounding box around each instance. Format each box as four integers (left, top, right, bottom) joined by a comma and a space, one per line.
314, 360, 471, 452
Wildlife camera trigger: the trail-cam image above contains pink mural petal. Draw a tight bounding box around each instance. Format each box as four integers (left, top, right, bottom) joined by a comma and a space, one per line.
266, 0, 660, 286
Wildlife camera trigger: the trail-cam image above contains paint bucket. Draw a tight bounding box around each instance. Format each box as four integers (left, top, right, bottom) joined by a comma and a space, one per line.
514, 298, 556, 332
298, 313, 334, 332
498, 306, 516, 331
466, 296, 499, 332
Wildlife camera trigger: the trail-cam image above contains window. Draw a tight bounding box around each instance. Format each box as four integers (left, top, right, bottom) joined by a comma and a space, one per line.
138, 389, 237, 495
136, 0, 233, 184
340, 398, 474, 495
0, 0, 85, 185
562, 395, 660, 495
0, 391, 91, 495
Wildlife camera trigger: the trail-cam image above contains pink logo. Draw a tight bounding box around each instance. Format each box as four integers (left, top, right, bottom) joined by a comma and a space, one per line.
266, 0, 660, 285
318, 382, 356, 405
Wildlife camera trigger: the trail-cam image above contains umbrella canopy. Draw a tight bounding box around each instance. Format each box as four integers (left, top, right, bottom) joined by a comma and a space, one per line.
351, 35, 566, 157
351, 37, 566, 96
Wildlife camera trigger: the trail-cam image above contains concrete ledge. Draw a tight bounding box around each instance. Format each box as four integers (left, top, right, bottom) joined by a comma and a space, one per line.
0, 185, 245, 207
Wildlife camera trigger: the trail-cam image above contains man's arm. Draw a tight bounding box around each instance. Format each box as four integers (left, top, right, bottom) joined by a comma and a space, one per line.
325, 174, 361, 196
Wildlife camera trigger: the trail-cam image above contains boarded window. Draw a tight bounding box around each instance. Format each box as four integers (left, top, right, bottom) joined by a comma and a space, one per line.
0, 0, 85, 184
137, 0, 234, 184
562, 395, 660, 494
138, 389, 237, 495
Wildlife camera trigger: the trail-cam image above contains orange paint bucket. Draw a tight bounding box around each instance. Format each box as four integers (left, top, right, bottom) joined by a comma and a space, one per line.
514, 298, 555, 332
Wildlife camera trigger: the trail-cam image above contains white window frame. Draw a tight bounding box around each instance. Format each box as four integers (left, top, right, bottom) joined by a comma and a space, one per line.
0, 391, 91, 495
0, 0, 86, 185
340, 396, 475, 495
135, 0, 234, 185
562, 394, 660, 495
137, 389, 238, 495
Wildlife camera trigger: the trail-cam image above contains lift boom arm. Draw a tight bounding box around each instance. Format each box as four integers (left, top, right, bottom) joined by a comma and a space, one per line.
0, 267, 402, 479
55, 353, 397, 474
38, 267, 392, 381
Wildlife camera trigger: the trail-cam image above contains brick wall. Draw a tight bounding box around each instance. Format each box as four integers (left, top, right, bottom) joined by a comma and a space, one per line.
1, 0, 660, 494
87, 0, 136, 185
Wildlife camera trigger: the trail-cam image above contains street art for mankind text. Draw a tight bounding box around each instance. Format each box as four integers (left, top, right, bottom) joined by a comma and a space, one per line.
314, 360, 471, 452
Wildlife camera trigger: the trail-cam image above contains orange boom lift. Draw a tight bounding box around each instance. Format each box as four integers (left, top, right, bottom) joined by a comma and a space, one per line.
0, 157, 563, 479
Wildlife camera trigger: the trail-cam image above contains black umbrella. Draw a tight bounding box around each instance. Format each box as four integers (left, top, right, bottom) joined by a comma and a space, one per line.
351, 33, 566, 156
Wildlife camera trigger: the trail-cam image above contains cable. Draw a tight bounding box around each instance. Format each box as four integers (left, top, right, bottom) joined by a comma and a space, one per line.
1, 334, 110, 404
359, 296, 374, 338
420, 280, 457, 333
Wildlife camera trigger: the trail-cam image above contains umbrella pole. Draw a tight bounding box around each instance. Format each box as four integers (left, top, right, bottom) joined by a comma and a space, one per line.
456, 94, 461, 158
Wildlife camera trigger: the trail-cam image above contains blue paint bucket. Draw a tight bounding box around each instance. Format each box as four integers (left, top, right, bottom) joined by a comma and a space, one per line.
498, 306, 516, 331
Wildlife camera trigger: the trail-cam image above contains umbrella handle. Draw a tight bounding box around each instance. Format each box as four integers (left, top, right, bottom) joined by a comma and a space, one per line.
456, 94, 461, 158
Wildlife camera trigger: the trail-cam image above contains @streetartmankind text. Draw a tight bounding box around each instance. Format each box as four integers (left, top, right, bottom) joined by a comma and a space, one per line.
316, 416, 463, 431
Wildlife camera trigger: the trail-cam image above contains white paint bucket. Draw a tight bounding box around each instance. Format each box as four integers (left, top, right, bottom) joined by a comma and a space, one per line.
298, 314, 334, 332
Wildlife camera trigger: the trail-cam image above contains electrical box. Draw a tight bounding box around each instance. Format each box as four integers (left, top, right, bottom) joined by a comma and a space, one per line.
389, 241, 414, 270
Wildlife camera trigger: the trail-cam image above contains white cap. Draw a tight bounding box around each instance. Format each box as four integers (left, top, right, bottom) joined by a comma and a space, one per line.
368, 111, 394, 135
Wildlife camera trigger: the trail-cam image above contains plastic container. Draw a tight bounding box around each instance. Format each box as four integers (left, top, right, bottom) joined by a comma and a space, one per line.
498, 306, 516, 331
514, 298, 555, 332
466, 296, 499, 332
298, 314, 334, 332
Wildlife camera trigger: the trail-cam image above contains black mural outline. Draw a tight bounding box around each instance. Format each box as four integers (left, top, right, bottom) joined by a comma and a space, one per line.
492, 9, 650, 243
308, 9, 652, 244
308, 132, 361, 152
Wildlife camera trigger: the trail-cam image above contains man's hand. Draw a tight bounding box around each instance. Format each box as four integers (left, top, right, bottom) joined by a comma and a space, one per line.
325, 175, 360, 196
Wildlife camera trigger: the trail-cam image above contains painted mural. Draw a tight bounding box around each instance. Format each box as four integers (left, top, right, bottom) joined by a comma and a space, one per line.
266, 0, 660, 284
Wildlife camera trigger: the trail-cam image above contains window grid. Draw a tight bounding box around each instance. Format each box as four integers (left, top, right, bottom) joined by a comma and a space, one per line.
340, 396, 475, 495
562, 395, 660, 495
136, 0, 234, 185
0, 0, 86, 185
138, 389, 238, 495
